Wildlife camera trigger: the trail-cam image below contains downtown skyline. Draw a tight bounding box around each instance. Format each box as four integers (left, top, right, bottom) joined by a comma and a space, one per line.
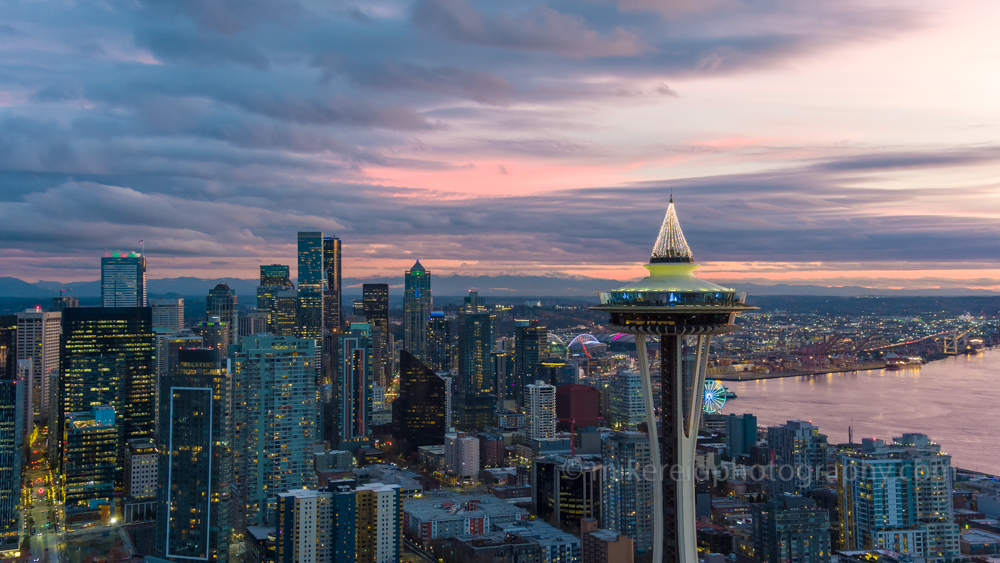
1, 0, 1000, 292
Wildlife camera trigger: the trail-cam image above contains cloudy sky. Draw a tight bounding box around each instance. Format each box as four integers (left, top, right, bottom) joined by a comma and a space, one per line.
2, 0, 999, 290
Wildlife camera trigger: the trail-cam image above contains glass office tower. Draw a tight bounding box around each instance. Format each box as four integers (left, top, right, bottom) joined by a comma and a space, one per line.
296, 232, 324, 341
403, 261, 431, 362
156, 348, 232, 562
101, 252, 147, 307
59, 307, 155, 484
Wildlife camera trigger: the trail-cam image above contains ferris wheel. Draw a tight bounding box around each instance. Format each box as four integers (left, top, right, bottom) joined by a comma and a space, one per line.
703, 380, 727, 414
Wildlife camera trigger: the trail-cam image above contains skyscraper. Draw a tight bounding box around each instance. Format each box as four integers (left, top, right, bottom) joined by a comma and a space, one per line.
513, 319, 547, 407
207, 283, 238, 346
456, 302, 495, 431
425, 312, 451, 372
277, 488, 356, 563
257, 264, 292, 334
591, 200, 755, 562
403, 261, 431, 361
603, 432, 654, 555
839, 435, 959, 562
16, 308, 60, 423
726, 413, 758, 459
156, 348, 233, 562
334, 322, 373, 450
101, 251, 147, 307
323, 236, 342, 334
392, 350, 447, 449
609, 369, 645, 431
766, 420, 828, 498
362, 284, 389, 387
62, 405, 117, 510
59, 306, 155, 481
193, 316, 231, 354
232, 336, 317, 526
0, 315, 22, 549
296, 232, 324, 341
525, 380, 556, 440
753, 495, 831, 563
150, 298, 185, 331
354, 483, 402, 563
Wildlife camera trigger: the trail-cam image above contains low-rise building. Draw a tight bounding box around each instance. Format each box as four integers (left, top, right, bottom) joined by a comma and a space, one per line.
402, 493, 528, 546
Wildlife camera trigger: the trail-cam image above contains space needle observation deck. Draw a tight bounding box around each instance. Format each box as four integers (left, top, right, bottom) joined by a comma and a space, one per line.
591, 200, 757, 563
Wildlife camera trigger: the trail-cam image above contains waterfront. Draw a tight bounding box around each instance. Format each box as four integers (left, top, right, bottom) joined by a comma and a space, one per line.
728, 348, 1000, 473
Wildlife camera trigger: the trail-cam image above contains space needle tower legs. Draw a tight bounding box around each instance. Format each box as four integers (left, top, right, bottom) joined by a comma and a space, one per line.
592, 199, 755, 563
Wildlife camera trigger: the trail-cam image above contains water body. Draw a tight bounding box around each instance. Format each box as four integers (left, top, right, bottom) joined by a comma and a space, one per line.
725, 349, 1000, 473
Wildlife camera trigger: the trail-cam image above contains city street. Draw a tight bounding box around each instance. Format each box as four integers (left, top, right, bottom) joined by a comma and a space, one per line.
24, 430, 58, 563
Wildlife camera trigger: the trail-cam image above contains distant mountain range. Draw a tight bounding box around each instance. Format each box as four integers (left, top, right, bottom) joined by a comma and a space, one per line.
2, 275, 997, 298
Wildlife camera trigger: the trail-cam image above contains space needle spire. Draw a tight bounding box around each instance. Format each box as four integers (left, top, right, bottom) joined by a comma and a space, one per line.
592, 200, 756, 563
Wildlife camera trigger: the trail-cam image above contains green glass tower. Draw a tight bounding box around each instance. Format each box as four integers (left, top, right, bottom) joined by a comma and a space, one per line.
403, 260, 431, 362
296, 232, 324, 341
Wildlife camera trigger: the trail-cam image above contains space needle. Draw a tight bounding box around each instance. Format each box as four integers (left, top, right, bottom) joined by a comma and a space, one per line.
592, 200, 756, 563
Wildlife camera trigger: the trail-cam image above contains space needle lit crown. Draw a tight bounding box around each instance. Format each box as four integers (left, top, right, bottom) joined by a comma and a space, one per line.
593, 199, 756, 563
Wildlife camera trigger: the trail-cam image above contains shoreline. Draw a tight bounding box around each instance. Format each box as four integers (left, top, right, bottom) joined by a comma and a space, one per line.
712, 362, 889, 381
711, 350, 988, 382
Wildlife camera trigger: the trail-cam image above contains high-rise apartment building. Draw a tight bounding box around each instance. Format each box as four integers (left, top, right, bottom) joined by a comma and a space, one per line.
355, 483, 402, 563
101, 252, 146, 307
193, 316, 231, 353
277, 488, 357, 563
334, 322, 373, 450
767, 420, 828, 498
257, 264, 293, 334
609, 369, 645, 431
323, 236, 342, 334
59, 307, 155, 481
207, 283, 238, 345
726, 413, 758, 459
602, 432, 654, 554
0, 316, 22, 548
296, 232, 324, 341
425, 312, 451, 372
753, 495, 831, 563
513, 320, 547, 407
525, 380, 556, 440
150, 298, 184, 331
51, 296, 78, 311
392, 350, 447, 449
362, 284, 389, 387
456, 304, 495, 431
16, 308, 60, 422
62, 405, 117, 510
154, 331, 202, 385
232, 335, 317, 526
838, 435, 959, 562
403, 261, 431, 361
156, 348, 233, 562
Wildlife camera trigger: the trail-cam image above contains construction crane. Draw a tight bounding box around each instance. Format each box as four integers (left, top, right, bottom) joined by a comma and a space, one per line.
943, 327, 975, 355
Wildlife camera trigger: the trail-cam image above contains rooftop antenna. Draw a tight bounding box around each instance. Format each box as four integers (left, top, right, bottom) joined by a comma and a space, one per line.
139, 239, 144, 256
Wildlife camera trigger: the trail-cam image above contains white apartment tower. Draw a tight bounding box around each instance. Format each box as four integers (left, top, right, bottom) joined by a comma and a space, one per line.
838, 434, 960, 563
609, 368, 645, 431
16, 308, 60, 422
525, 380, 556, 440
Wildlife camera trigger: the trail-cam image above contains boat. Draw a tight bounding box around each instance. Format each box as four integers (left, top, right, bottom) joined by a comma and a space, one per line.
723, 387, 737, 399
